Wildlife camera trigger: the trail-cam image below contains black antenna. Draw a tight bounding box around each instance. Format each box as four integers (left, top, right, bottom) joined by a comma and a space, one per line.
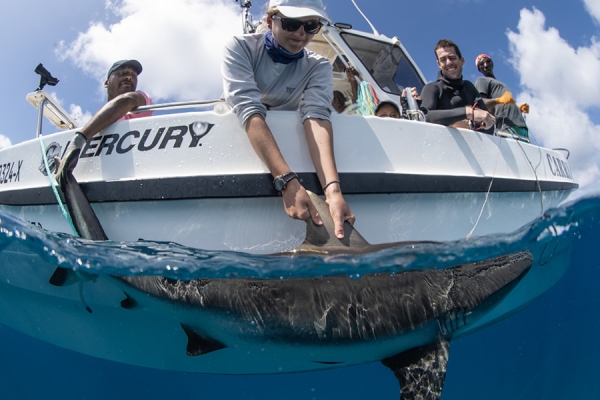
34, 63, 59, 91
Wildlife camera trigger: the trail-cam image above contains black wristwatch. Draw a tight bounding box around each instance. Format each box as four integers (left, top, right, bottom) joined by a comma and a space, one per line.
273, 172, 298, 191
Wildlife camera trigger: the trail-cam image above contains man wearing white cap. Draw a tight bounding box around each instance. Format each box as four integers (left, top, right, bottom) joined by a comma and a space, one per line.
222, 0, 355, 239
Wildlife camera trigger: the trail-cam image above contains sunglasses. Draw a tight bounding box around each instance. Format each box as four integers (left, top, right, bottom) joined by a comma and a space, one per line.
271, 15, 323, 35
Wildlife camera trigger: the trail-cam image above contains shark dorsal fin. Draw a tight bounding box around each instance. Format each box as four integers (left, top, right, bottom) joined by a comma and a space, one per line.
293, 191, 370, 254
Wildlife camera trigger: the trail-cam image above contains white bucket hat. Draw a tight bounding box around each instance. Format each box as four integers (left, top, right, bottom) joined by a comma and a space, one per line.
269, 0, 331, 22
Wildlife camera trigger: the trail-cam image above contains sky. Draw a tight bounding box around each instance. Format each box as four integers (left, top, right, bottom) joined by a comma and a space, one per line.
1, 0, 599, 185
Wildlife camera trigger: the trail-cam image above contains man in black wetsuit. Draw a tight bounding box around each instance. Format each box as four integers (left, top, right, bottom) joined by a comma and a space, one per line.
420, 39, 495, 134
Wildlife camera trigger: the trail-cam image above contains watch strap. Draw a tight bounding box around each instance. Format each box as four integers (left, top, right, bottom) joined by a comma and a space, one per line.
273, 171, 298, 191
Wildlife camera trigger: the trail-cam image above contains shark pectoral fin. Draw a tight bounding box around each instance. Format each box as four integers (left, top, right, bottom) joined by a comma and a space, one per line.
381, 338, 450, 400
120, 292, 142, 310
62, 172, 108, 241
49, 267, 80, 287
180, 324, 227, 356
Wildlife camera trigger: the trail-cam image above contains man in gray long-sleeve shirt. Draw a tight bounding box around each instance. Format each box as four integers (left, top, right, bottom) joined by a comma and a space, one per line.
475, 54, 530, 141
222, 0, 354, 239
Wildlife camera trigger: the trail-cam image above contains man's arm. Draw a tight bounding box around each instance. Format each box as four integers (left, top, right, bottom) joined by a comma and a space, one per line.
420, 83, 468, 126
480, 92, 514, 115
54, 90, 148, 185
80, 91, 147, 140
480, 94, 498, 114
465, 104, 496, 132
222, 36, 268, 127
475, 78, 514, 116
245, 114, 323, 228
303, 118, 355, 238
300, 60, 355, 238
346, 67, 359, 104
468, 83, 496, 132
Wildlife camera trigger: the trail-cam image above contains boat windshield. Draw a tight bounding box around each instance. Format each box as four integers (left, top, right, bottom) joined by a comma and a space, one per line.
340, 33, 424, 96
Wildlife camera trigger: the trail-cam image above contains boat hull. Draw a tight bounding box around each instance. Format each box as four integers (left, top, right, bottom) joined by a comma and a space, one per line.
0, 189, 571, 253
0, 110, 577, 252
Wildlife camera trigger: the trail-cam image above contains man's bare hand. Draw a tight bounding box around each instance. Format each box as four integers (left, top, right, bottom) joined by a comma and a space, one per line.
281, 179, 322, 227
472, 108, 496, 130
325, 190, 355, 239
345, 66, 359, 82
402, 87, 421, 101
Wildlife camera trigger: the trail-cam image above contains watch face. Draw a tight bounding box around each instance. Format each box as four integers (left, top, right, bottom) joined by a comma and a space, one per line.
274, 178, 285, 191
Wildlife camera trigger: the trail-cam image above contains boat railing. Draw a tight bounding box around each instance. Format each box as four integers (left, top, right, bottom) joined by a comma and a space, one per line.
131, 99, 228, 114
26, 90, 79, 136
552, 148, 571, 159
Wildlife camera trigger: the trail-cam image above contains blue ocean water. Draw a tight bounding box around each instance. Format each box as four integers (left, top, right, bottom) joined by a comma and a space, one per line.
1, 185, 599, 399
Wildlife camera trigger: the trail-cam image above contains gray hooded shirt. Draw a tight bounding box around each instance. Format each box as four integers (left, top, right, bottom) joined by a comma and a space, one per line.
222, 33, 333, 128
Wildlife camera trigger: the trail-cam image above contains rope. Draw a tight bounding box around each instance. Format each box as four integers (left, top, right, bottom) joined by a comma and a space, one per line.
40, 135, 95, 313
38, 135, 78, 236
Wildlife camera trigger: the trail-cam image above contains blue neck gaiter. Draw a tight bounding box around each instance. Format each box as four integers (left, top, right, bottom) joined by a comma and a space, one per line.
264, 30, 305, 64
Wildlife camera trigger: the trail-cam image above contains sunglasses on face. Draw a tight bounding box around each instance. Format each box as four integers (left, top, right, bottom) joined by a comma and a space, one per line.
271, 15, 323, 35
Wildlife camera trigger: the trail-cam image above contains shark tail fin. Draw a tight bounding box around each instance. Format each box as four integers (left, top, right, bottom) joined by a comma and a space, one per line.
381, 338, 450, 400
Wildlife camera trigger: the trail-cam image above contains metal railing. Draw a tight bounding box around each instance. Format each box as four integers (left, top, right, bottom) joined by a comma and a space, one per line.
131, 99, 226, 114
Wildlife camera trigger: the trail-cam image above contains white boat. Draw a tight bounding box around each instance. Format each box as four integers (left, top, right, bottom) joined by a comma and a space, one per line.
0, 4, 580, 395
0, 22, 577, 253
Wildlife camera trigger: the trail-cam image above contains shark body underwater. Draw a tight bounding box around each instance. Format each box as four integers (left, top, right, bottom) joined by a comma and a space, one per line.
49, 168, 532, 400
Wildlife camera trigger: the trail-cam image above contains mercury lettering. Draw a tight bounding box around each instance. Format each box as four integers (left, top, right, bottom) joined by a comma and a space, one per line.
80, 123, 214, 159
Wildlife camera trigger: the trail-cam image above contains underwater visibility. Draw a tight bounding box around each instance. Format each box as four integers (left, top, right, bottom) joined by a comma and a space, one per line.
0, 184, 599, 398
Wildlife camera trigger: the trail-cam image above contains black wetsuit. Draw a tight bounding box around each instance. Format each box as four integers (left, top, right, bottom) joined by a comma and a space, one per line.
420, 71, 493, 134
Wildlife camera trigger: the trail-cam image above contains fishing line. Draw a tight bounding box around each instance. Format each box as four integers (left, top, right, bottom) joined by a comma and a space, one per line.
78, 279, 93, 313
466, 178, 494, 241
539, 224, 559, 266
514, 133, 544, 213
466, 132, 504, 240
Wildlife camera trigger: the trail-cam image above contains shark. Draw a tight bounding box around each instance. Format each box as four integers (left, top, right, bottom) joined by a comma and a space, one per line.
50, 165, 532, 399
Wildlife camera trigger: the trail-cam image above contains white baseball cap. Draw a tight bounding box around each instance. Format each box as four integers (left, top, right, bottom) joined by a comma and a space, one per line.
269, 0, 331, 21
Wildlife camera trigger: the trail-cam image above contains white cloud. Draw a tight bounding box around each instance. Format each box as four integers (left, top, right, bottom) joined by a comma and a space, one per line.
69, 104, 93, 127
507, 7, 600, 186
583, 0, 600, 25
58, 0, 241, 102
0, 135, 12, 150
44, 92, 91, 129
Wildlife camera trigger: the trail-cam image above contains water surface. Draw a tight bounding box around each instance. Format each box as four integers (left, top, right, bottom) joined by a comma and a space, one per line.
0, 186, 599, 399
